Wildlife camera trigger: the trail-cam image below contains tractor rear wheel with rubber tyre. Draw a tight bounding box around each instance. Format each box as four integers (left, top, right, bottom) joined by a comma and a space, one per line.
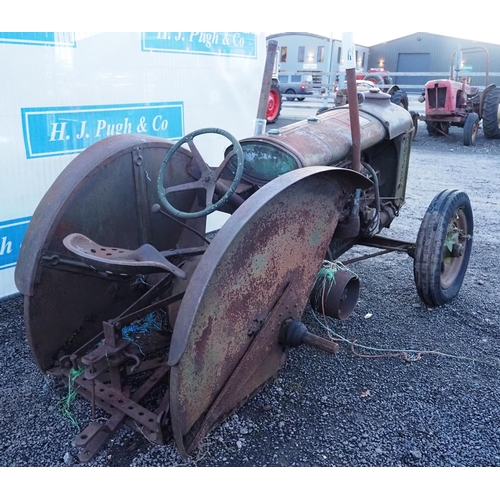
390, 90, 409, 110
463, 113, 479, 146
414, 190, 473, 307
482, 86, 500, 139
364, 74, 383, 86
266, 81, 282, 124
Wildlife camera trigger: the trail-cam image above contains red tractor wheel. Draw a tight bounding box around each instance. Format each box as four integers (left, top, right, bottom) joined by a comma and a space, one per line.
363, 74, 384, 86
266, 81, 282, 124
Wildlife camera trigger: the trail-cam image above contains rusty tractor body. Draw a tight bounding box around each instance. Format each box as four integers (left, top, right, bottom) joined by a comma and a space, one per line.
14, 70, 474, 462
417, 47, 500, 145
334, 69, 402, 106
334, 79, 409, 111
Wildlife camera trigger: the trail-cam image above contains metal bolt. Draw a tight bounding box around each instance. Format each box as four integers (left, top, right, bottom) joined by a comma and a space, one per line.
451, 243, 464, 257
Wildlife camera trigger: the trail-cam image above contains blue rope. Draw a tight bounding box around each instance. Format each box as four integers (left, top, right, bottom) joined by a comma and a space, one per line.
121, 312, 162, 355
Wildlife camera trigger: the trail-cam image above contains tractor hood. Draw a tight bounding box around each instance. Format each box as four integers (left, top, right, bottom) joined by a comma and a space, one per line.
232, 90, 412, 186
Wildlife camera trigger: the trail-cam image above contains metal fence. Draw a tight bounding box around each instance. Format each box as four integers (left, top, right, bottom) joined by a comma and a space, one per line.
281, 71, 500, 102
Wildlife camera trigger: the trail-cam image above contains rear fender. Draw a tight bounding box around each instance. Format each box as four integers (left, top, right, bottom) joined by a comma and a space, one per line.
386, 85, 401, 96
168, 166, 372, 367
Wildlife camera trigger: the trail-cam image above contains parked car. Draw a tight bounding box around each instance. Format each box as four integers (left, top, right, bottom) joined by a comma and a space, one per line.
278, 74, 314, 101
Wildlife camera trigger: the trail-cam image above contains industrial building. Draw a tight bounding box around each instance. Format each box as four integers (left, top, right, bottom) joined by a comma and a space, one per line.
266, 32, 369, 88
369, 32, 500, 90
267, 32, 500, 91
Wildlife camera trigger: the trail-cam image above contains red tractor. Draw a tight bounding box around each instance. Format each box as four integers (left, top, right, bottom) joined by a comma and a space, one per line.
417, 47, 500, 146
357, 68, 393, 88
266, 77, 282, 124
266, 44, 282, 124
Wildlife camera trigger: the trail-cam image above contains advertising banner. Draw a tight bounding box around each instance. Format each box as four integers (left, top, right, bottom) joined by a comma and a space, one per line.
0, 31, 265, 299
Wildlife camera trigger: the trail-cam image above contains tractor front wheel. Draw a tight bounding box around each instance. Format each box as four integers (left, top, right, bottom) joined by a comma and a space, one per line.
463, 112, 479, 146
482, 86, 500, 139
414, 190, 473, 306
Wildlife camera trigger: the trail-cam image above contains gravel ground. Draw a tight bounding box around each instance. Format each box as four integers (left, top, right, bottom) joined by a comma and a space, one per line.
1, 116, 499, 470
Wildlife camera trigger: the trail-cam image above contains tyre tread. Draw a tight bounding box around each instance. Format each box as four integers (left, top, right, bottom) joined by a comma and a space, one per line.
482, 87, 500, 139
414, 190, 473, 306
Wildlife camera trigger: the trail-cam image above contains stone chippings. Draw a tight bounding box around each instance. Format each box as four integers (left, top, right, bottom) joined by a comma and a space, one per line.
1, 125, 500, 467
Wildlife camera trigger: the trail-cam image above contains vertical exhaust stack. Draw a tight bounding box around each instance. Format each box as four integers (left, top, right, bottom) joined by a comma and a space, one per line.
342, 32, 362, 173
255, 40, 278, 136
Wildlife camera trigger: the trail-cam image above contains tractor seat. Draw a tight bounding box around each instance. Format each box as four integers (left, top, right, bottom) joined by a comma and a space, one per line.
466, 86, 479, 97
62, 233, 186, 279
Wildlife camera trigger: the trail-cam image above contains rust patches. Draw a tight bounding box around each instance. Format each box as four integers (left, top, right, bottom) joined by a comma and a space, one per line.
170, 168, 354, 452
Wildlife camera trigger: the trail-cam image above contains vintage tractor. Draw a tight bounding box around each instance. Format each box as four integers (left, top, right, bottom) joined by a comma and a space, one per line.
14, 66, 473, 463
332, 69, 409, 113
265, 41, 282, 124
334, 78, 410, 110
417, 46, 500, 146
357, 68, 394, 90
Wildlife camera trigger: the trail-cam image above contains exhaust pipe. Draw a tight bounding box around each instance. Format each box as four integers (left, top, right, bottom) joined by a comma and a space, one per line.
310, 267, 360, 320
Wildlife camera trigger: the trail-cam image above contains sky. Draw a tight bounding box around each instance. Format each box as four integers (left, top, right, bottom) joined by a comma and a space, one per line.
267, 27, 500, 48
5, 1, 500, 48
264, 18, 500, 48
261, 3, 500, 47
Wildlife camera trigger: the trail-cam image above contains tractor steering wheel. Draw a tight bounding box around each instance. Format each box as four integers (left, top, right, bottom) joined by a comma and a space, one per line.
157, 128, 244, 219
